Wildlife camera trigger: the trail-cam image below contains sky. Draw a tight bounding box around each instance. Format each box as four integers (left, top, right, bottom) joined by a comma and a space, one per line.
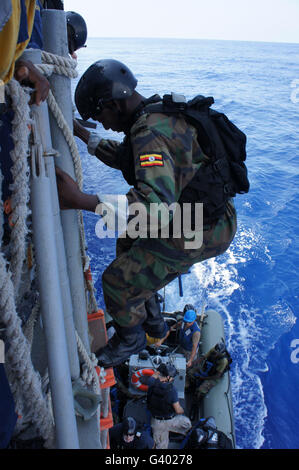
63, 0, 299, 43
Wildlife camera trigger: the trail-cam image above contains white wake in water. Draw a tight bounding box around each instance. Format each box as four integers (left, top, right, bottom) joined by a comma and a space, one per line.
161, 221, 296, 449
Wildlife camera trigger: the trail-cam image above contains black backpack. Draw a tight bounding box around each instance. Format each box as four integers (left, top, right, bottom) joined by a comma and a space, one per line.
197, 348, 233, 379
141, 93, 249, 223
183, 418, 233, 449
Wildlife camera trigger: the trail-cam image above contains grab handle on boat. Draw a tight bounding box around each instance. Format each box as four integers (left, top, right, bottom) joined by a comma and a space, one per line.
72, 379, 102, 421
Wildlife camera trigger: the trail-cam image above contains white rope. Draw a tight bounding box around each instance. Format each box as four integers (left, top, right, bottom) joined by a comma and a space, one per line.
38, 52, 99, 313
0, 252, 55, 448
22, 298, 40, 346
42, 51, 78, 78
46, 89, 83, 189
6, 79, 31, 296
75, 329, 102, 426
38, 53, 100, 380
1, 80, 55, 446
75, 329, 104, 431
75, 330, 101, 392
35, 52, 83, 189
37, 51, 99, 374
83, 255, 99, 314
1, 51, 100, 447
33, 51, 78, 80
37, 53, 101, 415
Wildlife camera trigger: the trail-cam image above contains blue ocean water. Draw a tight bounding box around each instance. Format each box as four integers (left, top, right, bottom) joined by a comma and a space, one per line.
72, 38, 299, 449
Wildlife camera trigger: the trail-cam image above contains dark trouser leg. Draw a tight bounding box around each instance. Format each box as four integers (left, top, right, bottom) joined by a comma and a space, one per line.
101, 241, 179, 329
97, 203, 237, 367
96, 322, 147, 368
97, 242, 179, 367
115, 236, 169, 338
143, 294, 168, 339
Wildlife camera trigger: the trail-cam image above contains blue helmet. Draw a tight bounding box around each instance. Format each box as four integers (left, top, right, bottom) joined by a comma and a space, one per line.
183, 309, 196, 323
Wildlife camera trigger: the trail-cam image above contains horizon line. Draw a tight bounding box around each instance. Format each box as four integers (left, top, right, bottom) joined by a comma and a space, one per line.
86, 36, 299, 46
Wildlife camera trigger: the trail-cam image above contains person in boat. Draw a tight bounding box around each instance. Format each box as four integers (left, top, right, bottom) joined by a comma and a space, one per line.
187, 342, 231, 400
179, 306, 201, 367
146, 329, 170, 347
109, 416, 155, 450
55, 59, 237, 368
169, 304, 201, 367
183, 416, 233, 449
148, 304, 201, 367
142, 363, 191, 449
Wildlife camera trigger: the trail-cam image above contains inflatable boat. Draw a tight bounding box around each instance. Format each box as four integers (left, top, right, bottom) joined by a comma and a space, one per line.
110, 308, 236, 449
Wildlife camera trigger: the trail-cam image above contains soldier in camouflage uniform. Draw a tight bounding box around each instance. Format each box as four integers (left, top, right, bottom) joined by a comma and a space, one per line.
56, 59, 237, 368
186, 342, 230, 401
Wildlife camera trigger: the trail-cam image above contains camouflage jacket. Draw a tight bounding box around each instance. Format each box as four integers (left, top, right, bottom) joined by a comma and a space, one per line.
93, 107, 237, 265
94, 110, 209, 219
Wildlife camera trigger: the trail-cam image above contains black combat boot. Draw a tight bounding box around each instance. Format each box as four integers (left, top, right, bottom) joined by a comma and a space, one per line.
96, 323, 146, 368
142, 294, 168, 339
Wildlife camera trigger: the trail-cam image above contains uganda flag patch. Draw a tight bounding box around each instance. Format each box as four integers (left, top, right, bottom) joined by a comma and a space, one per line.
139, 154, 164, 167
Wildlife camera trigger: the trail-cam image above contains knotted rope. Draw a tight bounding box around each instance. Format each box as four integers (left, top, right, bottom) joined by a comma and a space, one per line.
1, 51, 101, 447
5, 79, 31, 296
39, 51, 98, 313
0, 251, 55, 447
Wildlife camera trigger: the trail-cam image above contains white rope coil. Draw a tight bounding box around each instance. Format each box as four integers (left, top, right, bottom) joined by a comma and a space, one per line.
6, 79, 31, 296
46, 89, 83, 189
36, 50, 99, 384
22, 298, 40, 346
39, 52, 98, 313
1, 80, 56, 446
75, 330, 103, 429
35, 51, 78, 79
75, 330, 100, 392
1, 51, 101, 447
42, 51, 78, 78
0, 252, 55, 447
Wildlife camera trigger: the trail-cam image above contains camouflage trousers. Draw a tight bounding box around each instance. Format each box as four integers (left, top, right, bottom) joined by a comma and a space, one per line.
196, 378, 220, 396
102, 200, 237, 328
186, 363, 221, 397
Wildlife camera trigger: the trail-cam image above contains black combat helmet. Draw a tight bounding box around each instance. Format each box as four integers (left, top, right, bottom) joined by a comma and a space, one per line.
122, 417, 136, 436
183, 304, 195, 313
157, 363, 178, 379
214, 341, 226, 355
191, 427, 208, 447
75, 59, 138, 120
66, 11, 87, 53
